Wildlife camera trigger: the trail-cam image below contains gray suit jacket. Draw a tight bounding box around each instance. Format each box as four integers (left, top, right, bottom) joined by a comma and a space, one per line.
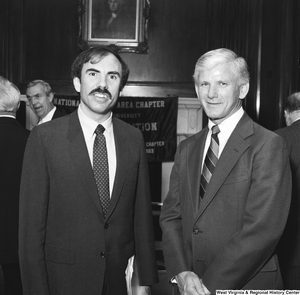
160, 112, 291, 293
19, 111, 158, 295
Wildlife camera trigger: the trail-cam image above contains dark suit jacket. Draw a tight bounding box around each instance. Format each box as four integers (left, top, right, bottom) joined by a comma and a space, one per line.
160, 112, 291, 293
275, 120, 300, 267
0, 117, 29, 264
19, 111, 158, 295
52, 106, 66, 120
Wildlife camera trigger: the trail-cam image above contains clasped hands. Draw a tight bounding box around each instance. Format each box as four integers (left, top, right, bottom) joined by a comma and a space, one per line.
176, 271, 211, 295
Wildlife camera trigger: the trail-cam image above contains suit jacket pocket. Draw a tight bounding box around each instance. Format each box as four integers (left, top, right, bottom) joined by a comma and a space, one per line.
45, 245, 75, 265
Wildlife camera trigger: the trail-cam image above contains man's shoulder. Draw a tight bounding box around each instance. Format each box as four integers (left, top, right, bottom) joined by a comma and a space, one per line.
52, 106, 67, 119
113, 116, 142, 134
274, 126, 289, 136
46, 111, 70, 126
275, 122, 300, 147
178, 128, 207, 150
33, 112, 71, 136
0, 117, 30, 134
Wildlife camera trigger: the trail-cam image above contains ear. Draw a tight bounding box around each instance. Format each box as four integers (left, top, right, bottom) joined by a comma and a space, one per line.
194, 84, 200, 98
73, 77, 81, 93
48, 92, 54, 102
239, 83, 249, 99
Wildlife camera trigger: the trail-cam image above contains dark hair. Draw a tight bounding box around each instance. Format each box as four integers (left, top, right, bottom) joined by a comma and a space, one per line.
71, 46, 129, 91
285, 92, 300, 112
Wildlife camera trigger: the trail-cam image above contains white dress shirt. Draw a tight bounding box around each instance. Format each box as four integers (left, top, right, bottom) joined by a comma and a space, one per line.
202, 107, 244, 171
77, 104, 116, 197
38, 106, 57, 125
0, 115, 15, 119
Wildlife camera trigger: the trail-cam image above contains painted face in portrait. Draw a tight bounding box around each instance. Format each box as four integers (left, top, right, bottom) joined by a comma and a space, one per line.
195, 63, 249, 125
108, 0, 122, 13
26, 83, 54, 120
73, 53, 122, 123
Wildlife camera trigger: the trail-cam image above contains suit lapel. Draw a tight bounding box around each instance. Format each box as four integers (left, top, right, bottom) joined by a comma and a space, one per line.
105, 118, 128, 219
196, 114, 253, 219
187, 128, 208, 214
67, 111, 103, 213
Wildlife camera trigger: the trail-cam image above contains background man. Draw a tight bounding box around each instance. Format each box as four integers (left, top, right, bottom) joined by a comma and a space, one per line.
0, 76, 30, 295
275, 92, 300, 290
160, 48, 291, 294
19, 46, 158, 295
26, 79, 66, 125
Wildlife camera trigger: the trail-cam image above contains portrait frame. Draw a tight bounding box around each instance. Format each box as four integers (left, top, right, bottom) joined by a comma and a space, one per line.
78, 0, 150, 53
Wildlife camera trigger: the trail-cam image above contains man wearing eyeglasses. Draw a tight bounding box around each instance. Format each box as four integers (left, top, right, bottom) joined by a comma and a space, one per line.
26, 79, 66, 125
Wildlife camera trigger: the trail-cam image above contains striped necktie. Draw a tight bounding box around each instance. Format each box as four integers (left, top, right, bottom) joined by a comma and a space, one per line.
199, 125, 220, 199
93, 124, 110, 218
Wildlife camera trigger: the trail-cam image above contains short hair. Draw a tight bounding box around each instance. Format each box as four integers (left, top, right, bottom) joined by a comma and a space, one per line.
26, 79, 54, 96
71, 45, 129, 91
285, 92, 300, 112
0, 76, 20, 112
193, 48, 250, 86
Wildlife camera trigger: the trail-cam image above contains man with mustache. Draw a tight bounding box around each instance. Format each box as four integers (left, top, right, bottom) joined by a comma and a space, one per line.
19, 46, 158, 295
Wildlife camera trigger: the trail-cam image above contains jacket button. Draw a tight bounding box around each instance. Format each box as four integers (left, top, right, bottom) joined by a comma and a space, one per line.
104, 223, 109, 229
100, 252, 105, 258
193, 228, 199, 234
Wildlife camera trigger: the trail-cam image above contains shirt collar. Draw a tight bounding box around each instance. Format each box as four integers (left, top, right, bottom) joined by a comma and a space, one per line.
78, 103, 113, 140
208, 107, 244, 140
293, 117, 300, 124
0, 115, 16, 119
39, 106, 56, 124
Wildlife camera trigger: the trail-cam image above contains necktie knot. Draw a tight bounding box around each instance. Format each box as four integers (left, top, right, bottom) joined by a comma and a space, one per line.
95, 124, 105, 136
211, 125, 220, 135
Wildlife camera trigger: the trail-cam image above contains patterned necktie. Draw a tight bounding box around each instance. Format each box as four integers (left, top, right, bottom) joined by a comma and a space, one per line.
93, 124, 110, 217
199, 125, 220, 199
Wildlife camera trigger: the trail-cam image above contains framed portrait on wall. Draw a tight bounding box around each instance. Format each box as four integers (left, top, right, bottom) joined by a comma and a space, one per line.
78, 0, 150, 53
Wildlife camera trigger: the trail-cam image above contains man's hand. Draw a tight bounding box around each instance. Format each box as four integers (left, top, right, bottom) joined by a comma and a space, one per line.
176, 271, 211, 295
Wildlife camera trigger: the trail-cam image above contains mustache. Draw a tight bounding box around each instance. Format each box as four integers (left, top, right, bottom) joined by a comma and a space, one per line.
89, 87, 111, 99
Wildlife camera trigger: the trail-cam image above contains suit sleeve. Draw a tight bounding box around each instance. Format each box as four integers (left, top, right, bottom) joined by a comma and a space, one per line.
202, 134, 292, 291
19, 127, 51, 295
159, 142, 191, 279
133, 130, 158, 286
